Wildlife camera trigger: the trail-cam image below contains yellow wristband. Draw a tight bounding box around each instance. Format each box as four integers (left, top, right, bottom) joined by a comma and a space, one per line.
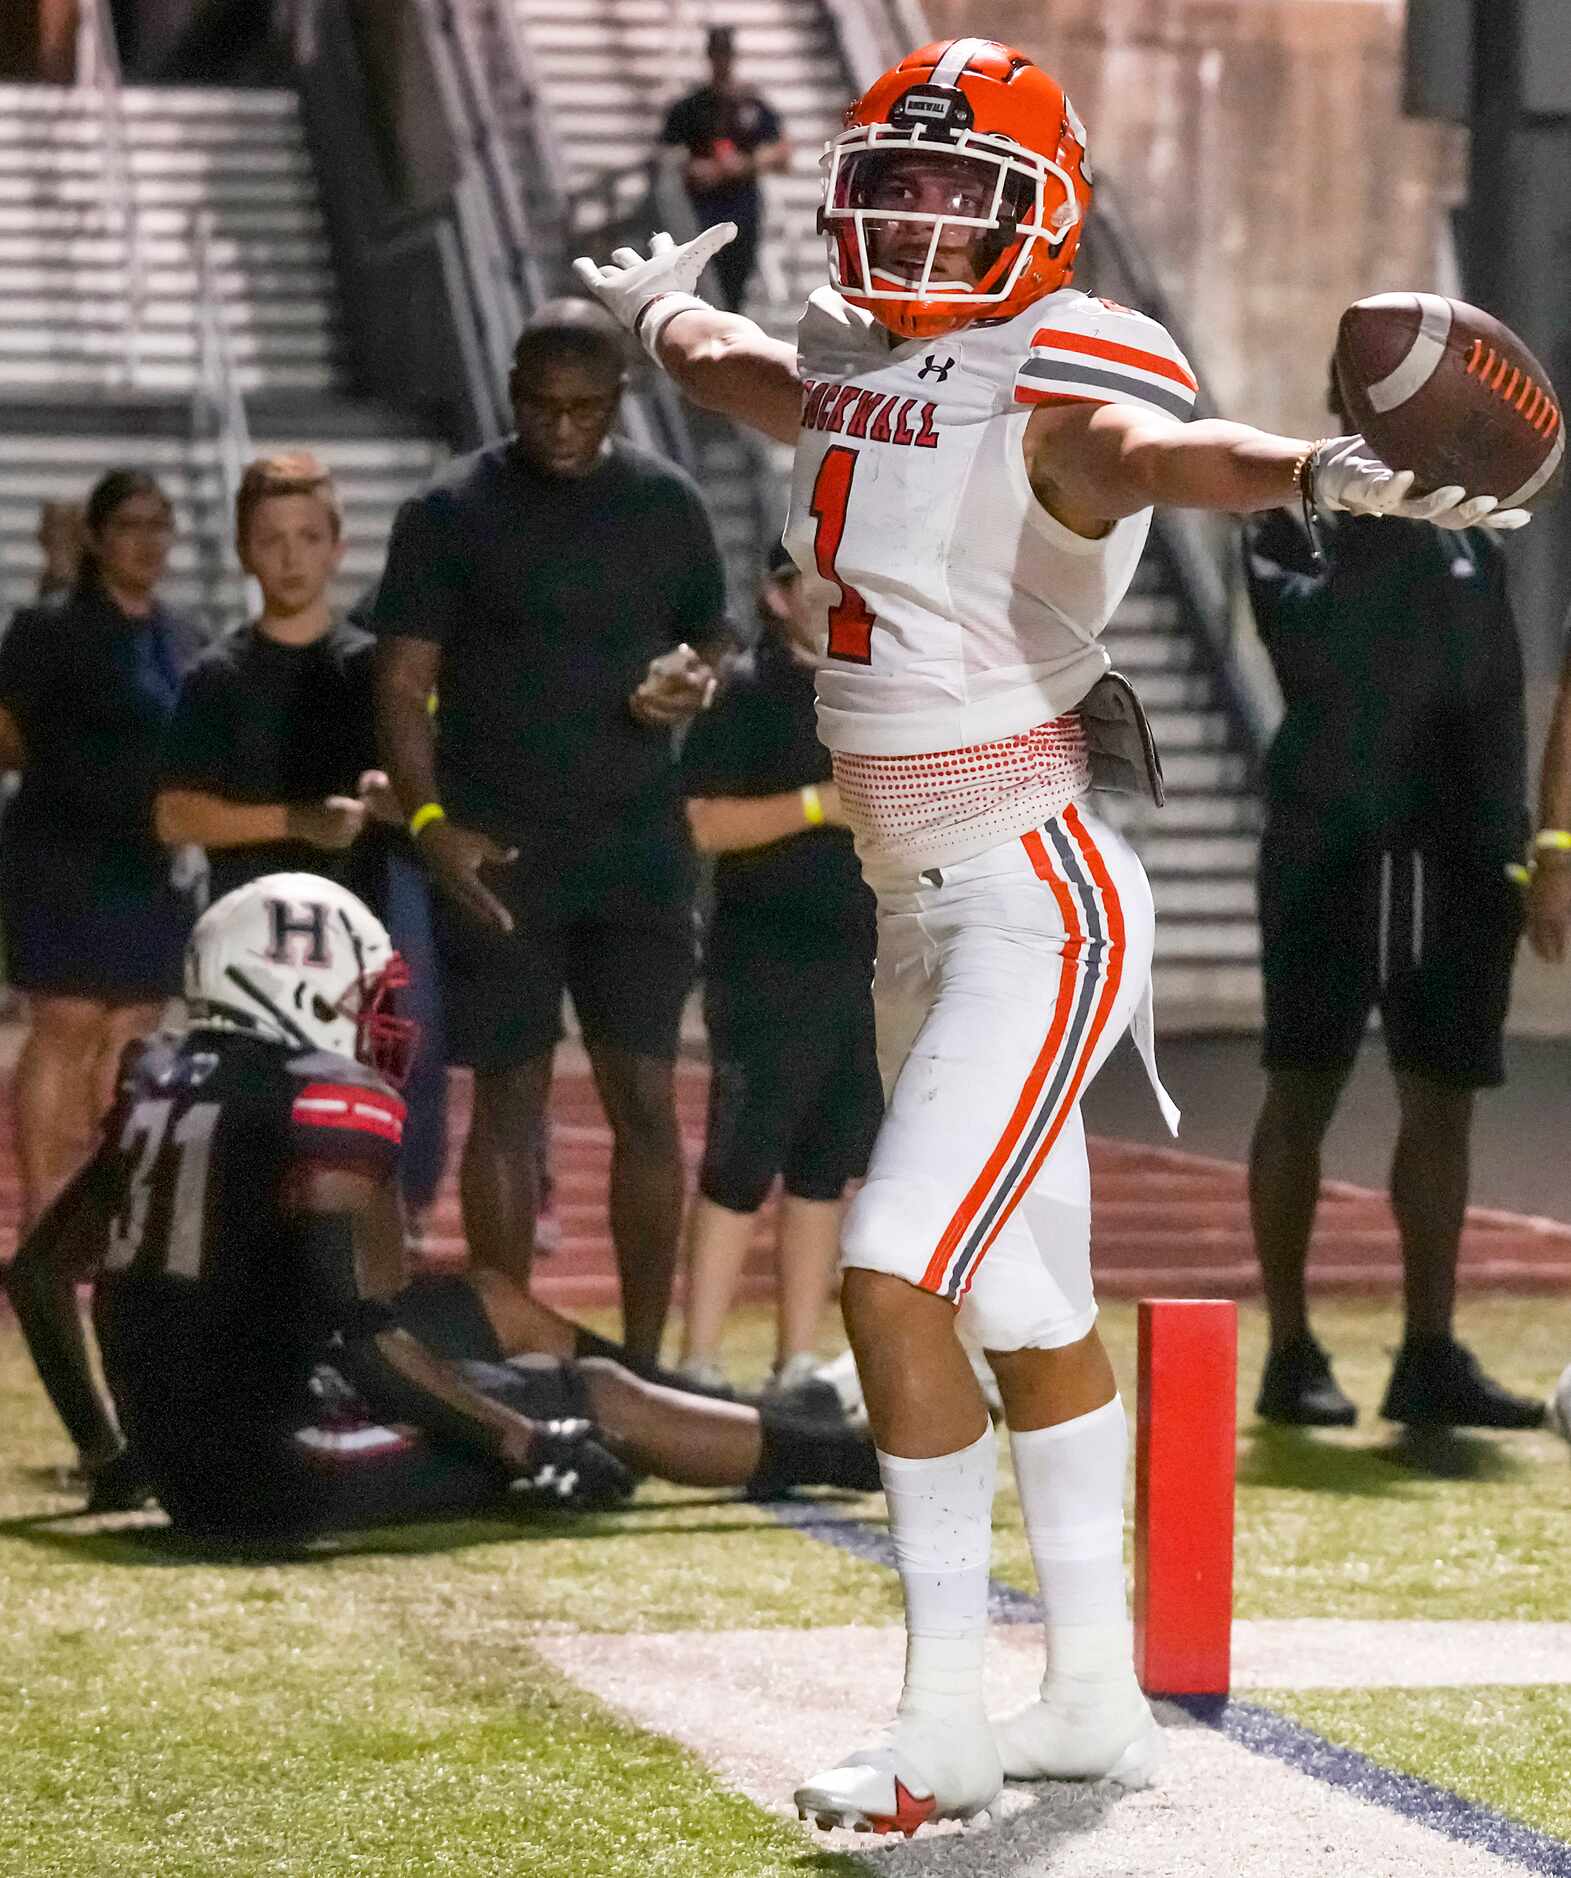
1534, 829, 1571, 853
409, 802, 446, 840
800, 784, 826, 827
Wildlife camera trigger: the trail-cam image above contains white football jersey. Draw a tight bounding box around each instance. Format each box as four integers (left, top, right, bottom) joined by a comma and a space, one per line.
781, 284, 1197, 868
785, 283, 1198, 757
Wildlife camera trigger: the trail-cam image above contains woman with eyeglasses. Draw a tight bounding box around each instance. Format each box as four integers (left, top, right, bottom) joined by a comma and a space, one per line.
0, 468, 204, 1230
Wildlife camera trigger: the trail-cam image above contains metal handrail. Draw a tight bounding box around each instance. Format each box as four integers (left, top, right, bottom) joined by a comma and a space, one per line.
76, 0, 145, 386
190, 209, 258, 615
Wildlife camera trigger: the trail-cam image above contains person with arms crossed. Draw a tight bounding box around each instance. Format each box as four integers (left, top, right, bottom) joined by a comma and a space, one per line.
677, 541, 881, 1398
1243, 370, 1540, 1431
576, 36, 1532, 1833
4, 873, 879, 1539
372, 300, 728, 1368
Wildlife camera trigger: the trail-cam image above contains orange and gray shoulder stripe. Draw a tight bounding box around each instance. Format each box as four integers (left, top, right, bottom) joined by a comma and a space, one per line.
918, 804, 1126, 1302
1015, 311, 1199, 421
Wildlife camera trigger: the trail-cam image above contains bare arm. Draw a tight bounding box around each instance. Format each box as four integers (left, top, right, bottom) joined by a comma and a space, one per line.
154, 788, 366, 852
374, 635, 442, 823
654, 304, 803, 445
1024, 401, 1308, 533
374, 633, 516, 932
686, 783, 846, 855
283, 1161, 541, 1468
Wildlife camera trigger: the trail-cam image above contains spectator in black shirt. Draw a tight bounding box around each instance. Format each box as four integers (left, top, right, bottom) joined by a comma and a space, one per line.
0, 469, 201, 1228
373, 300, 728, 1367
1243, 373, 1540, 1433
660, 25, 789, 312
156, 452, 392, 914
677, 544, 880, 1396
155, 454, 453, 1229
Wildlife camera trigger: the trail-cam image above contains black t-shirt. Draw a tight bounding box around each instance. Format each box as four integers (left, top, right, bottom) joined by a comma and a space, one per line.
158, 619, 387, 910
1244, 510, 1527, 858
660, 84, 783, 223
94, 1030, 405, 1448
371, 437, 726, 886
0, 588, 200, 855
681, 636, 875, 970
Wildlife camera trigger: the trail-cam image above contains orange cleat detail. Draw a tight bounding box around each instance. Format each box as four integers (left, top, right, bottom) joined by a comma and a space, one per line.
870, 1780, 938, 1837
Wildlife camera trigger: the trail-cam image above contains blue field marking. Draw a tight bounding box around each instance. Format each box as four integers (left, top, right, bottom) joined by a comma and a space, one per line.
769, 1501, 1571, 1871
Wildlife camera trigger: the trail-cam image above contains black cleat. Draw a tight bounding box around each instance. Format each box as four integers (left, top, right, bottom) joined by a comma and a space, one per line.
1256, 1333, 1358, 1427
1380, 1336, 1545, 1430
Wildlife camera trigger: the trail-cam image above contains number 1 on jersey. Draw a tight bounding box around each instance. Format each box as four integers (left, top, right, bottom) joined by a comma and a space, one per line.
810, 446, 876, 664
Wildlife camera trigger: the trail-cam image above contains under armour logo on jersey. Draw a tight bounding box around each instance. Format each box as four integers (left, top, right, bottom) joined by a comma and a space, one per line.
919, 355, 956, 383
266, 899, 331, 967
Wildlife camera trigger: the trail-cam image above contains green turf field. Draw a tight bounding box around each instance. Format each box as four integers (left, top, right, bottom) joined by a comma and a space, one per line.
0, 1295, 1564, 1871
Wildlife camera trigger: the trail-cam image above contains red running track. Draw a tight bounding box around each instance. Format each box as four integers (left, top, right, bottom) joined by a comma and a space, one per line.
4, 1048, 1567, 1309
429, 1051, 1571, 1309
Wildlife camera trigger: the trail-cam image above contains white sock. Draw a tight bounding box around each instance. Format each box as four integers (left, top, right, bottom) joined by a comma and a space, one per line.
1009, 1396, 1140, 1705
877, 1425, 997, 1719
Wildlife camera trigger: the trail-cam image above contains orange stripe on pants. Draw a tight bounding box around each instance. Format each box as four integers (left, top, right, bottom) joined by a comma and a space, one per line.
951, 808, 1127, 1300
917, 828, 1085, 1294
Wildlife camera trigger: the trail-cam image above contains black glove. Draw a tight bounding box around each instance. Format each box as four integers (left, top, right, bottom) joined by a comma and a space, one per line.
508, 1418, 635, 1512
84, 1445, 157, 1514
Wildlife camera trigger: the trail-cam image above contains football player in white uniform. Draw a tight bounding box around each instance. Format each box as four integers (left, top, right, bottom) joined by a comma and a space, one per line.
578, 36, 1529, 1837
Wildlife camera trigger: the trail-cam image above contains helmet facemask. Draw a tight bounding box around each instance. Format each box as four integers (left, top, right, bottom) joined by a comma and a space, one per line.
822, 127, 1080, 336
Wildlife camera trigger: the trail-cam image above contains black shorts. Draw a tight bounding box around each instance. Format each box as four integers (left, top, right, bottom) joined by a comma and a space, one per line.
393, 1273, 506, 1363
0, 836, 191, 1001
699, 955, 882, 1212
435, 871, 695, 1071
1258, 813, 1522, 1088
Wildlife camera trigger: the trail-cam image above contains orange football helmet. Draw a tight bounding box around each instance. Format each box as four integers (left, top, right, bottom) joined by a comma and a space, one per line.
820, 37, 1094, 342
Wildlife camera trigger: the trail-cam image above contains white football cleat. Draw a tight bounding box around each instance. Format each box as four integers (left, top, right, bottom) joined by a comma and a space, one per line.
1548, 1363, 1571, 1444
992, 1682, 1166, 1788
794, 1709, 1002, 1837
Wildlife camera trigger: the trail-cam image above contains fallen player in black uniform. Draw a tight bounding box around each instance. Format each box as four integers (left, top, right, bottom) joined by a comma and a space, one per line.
5, 872, 878, 1543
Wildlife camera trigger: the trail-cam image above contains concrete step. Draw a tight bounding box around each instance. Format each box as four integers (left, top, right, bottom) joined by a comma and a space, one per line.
527, 19, 835, 56
0, 297, 338, 332
0, 361, 340, 392
1145, 709, 1231, 751
0, 84, 300, 119
1134, 793, 1260, 834
1098, 628, 1200, 671
1150, 960, 1263, 1027
1150, 874, 1256, 918
0, 263, 338, 298
0, 205, 329, 239
1140, 832, 1260, 873
0, 172, 322, 210
0, 232, 330, 268
518, 0, 823, 25
1153, 919, 1260, 963
0, 324, 338, 362
0, 439, 441, 477
1123, 670, 1217, 710
0, 142, 315, 180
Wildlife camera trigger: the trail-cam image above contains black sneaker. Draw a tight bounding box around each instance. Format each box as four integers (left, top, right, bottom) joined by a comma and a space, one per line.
1256, 1333, 1358, 1427
1380, 1336, 1545, 1430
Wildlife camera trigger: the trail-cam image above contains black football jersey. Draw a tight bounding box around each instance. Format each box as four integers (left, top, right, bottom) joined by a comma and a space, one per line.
93, 1029, 405, 1446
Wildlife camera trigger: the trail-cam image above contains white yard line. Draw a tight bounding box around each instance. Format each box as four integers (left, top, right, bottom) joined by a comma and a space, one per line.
537, 1624, 1570, 1877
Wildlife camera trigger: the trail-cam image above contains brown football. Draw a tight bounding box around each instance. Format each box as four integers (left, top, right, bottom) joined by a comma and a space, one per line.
1334, 293, 1563, 510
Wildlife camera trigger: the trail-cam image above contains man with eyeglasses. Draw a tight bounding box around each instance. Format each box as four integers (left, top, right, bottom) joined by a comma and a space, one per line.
372, 299, 729, 1368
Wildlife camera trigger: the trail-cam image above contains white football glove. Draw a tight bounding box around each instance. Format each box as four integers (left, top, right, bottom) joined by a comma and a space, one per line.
1310, 436, 1532, 532
572, 224, 736, 352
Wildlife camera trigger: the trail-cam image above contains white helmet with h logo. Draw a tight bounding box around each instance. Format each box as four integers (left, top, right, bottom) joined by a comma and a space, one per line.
183, 872, 416, 1084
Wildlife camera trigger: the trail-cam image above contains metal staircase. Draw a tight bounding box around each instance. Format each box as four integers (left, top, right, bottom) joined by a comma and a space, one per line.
0, 84, 342, 395
0, 78, 447, 633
